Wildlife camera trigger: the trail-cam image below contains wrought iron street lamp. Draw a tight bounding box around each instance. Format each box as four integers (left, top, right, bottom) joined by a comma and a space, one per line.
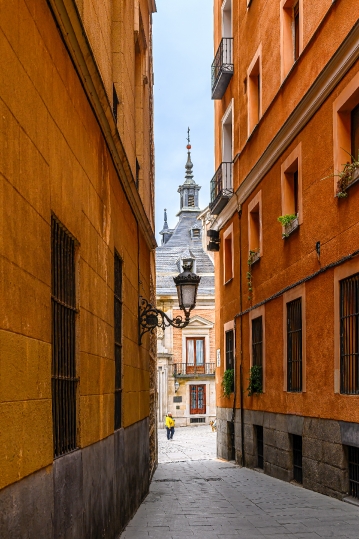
174, 381, 180, 393
139, 258, 201, 344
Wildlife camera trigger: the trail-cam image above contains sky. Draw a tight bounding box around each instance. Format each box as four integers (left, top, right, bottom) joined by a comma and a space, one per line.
153, 0, 214, 242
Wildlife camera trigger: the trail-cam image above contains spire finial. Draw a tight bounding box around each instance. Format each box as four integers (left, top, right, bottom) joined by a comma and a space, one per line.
163, 208, 168, 230
184, 127, 194, 183
186, 127, 191, 147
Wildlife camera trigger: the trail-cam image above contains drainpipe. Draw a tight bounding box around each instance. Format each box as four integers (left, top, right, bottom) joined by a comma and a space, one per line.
234, 208, 245, 467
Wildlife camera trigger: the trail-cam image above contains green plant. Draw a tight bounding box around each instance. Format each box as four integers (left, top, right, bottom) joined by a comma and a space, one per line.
247, 250, 259, 303
322, 150, 359, 198
222, 368, 234, 397
247, 365, 263, 396
277, 214, 297, 227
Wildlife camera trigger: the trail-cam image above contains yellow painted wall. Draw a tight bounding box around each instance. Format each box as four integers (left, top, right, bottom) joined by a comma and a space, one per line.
0, 0, 155, 490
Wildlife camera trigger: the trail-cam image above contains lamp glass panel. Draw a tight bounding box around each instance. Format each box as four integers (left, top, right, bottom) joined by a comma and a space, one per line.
181, 284, 196, 309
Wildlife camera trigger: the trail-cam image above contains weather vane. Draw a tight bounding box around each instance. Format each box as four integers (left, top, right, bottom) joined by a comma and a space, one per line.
187, 127, 190, 145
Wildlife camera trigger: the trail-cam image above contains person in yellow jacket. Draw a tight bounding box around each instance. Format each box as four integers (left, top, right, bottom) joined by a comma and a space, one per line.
165, 413, 175, 440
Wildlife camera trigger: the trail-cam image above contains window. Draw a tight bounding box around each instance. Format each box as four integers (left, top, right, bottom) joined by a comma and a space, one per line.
248, 191, 262, 259
292, 434, 303, 484
348, 445, 359, 499
255, 425, 264, 469
192, 229, 200, 238
333, 72, 359, 194
225, 329, 234, 370
280, 0, 302, 80
340, 274, 359, 395
188, 194, 195, 207
247, 45, 262, 136
223, 224, 233, 284
252, 317, 263, 375
351, 103, 359, 161
186, 337, 205, 371
190, 385, 206, 414
114, 252, 123, 430
222, 101, 233, 162
222, 0, 232, 38
281, 143, 303, 232
51, 216, 78, 457
287, 298, 302, 392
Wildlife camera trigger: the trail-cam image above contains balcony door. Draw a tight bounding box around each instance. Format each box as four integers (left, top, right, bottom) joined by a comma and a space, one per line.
190, 385, 206, 414
186, 337, 205, 374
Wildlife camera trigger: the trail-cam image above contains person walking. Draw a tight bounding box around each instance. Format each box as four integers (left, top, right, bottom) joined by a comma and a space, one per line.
165, 413, 175, 440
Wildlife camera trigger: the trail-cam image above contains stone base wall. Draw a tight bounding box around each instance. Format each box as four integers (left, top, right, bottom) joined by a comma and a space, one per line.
0, 419, 150, 539
217, 407, 359, 501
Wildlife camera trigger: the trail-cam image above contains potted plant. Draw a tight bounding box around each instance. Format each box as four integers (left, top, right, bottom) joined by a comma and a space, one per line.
247, 365, 263, 396
335, 157, 359, 197
277, 214, 298, 238
247, 249, 260, 303
222, 368, 234, 397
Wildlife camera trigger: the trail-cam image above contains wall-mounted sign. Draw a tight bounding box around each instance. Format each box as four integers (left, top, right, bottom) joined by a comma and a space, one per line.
216, 349, 221, 367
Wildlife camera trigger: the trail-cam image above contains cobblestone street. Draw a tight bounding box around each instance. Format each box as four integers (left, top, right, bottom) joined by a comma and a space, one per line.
121, 426, 359, 538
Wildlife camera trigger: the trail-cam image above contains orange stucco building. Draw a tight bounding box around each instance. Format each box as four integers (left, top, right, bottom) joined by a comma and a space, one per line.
0, 0, 156, 537
210, 0, 359, 500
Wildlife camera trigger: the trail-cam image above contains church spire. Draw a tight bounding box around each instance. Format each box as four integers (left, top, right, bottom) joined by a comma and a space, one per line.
177, 128, 201, 214
163, 208, 168, 230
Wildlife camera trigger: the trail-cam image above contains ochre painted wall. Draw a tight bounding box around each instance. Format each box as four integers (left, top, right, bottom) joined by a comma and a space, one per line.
0, 0, 155, 491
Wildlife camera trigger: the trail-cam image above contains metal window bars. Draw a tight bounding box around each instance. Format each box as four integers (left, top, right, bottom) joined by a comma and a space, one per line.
340, 274, 359, 394
51, 216, 78, 458
114, 253, 123, 430
252, 316, 263, 369
287, 298, 302, 392
256, 425, 264, 470
225, 329, 234, 371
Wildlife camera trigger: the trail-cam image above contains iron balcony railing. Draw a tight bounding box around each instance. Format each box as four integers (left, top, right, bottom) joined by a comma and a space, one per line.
209, 162, 233, 215
172, 363, 216, 376
211, 38, 234, 99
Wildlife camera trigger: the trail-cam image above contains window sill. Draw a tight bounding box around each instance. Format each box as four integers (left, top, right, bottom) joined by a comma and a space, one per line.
336, 167, 359, 197
250, 252, 260, 265
224, 277, 234, 285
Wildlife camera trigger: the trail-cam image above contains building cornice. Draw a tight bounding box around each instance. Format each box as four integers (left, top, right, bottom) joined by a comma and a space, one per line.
48, 0, 157, 250
213, 19, 359, 231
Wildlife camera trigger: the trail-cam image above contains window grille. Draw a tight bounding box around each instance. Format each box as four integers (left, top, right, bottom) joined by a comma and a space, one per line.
51, 216, 78, 458
252, 316, 263, 370
114, 253, 123, 430
287, 298, 302, 392
190, 417, 205, 423
348, 445, 359, 499
192, 229, 200, 238
188, 195, 195, 206
292, 434, 303, 483
225, 329, 234, 370
255, 425, 264, 469
340, 274, 359, 394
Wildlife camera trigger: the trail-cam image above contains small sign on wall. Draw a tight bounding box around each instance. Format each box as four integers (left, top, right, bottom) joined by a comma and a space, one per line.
173, 396, 182, 403
216, 349, 221, 368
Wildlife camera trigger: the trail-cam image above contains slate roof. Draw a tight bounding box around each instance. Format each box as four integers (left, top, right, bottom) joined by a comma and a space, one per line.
156, 210, 215, 297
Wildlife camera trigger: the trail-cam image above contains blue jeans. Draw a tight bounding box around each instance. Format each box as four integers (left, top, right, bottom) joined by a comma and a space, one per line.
166, 427, 174, 440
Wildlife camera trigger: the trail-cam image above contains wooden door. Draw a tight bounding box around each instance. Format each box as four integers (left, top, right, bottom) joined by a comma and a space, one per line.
190, 385, 206, 414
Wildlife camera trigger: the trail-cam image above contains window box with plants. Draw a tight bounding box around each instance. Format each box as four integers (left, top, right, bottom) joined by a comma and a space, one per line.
278, 214, 299, 239
336, 158, 359, 198
222, 368, 234, 397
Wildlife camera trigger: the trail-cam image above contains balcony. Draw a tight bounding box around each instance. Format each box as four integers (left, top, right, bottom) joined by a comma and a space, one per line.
209, 162, 233, 215
172, 363, 215, 377
211, 38, 233, 100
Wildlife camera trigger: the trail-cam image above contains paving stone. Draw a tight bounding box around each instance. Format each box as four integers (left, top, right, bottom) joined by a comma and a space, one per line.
120, 427, 359, 538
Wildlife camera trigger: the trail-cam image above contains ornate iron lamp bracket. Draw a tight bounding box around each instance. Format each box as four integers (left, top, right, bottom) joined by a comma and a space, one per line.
138, 297, 189, 344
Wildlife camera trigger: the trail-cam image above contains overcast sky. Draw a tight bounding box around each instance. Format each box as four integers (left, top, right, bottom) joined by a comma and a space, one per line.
153, 0, 214, 242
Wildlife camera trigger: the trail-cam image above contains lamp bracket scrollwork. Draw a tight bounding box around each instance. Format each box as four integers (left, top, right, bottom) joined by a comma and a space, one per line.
138, 297, 189, 344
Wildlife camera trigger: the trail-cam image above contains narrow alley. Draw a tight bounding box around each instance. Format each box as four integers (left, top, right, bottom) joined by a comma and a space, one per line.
121, 426, 359, 539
